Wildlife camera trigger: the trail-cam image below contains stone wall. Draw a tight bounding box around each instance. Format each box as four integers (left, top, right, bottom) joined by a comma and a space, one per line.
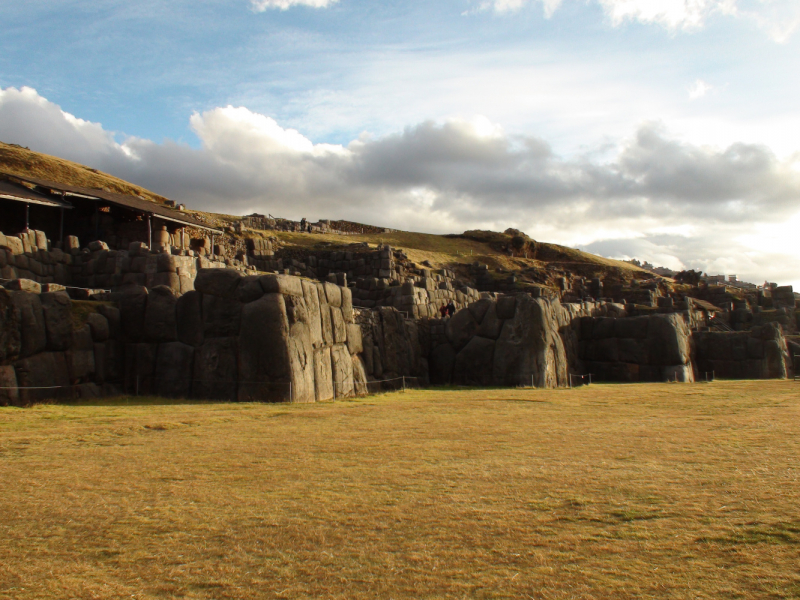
117, 270, 367, 402
0, 229, 250, 295
693, 324, 791, 380
576, 313, 695, 382
2, 272, 793, 407
0, 286, 124, 406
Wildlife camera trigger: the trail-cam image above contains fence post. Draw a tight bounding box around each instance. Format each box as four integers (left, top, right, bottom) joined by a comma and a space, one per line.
588, 373, 592, 386
402, 376, 406, 392
289, 381, 292, 403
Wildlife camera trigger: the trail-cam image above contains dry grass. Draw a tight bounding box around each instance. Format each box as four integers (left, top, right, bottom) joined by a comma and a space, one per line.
272, 229, 648, 279
1, 381, 799, 599
0, 142, 170, 205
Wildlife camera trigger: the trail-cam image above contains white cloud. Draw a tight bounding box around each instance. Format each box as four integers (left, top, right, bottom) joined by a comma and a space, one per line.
598, 0, 737, 30
476, 0, 798, 41
250, 0, 338, 11
2, 87, 800, 287
688, 79, 714, 99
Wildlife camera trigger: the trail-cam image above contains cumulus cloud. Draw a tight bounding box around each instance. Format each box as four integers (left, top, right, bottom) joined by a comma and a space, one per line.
250, 0, 338, 11
2, 86, 799, 285
477, 0, 799, 41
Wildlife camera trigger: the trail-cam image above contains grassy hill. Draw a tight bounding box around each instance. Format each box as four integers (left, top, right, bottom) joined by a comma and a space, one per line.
0, 141, 170, 204
0, 140, 652, 286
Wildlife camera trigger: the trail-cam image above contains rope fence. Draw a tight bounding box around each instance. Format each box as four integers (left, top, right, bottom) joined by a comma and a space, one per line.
569, 373, 592, 388
0, 375, 426, 403
0, 277, 111, 293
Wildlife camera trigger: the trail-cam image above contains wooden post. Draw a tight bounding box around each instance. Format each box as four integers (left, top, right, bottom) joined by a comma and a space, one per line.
25, 203, 29, 230
147, 214, 152, 249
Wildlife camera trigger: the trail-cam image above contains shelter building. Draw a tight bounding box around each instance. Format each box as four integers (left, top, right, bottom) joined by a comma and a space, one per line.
0, 171, 222, 250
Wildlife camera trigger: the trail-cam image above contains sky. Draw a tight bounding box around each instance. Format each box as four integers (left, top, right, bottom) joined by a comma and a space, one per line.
1, 0, 799, 286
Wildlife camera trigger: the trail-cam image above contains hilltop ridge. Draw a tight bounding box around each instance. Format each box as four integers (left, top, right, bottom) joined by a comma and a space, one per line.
0, 139, 652, 292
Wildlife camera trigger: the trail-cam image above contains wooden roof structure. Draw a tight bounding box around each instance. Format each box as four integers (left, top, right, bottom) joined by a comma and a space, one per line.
0, 179, 73, 209
0, 171, 222, 234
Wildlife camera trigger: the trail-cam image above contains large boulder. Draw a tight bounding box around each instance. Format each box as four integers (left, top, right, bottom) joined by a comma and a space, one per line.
154, 342, 195, 398
613, 316, 649, 339
317, 283, 334, 346
764, 339, 788, 379
313, 347, 334, 401
468, 299, 492, 323
346, 323, 363, 355
119, 285, 149, 342
176, 290, 204, 347
302, 279, 323, 348
331, 344, 354, 397
445, 308, 477, 351
341, 287, 355, 323
97, 305, 121, 339
374, 307, 423, 379
14, 351, 71, 403
66, 325, 95, 381
352, 355, 368, 395
236, 276, 265, 304
124, 342, 158, 395
492, 295, 568, 388
496, 296, 517, 319
40, 291, 73, 351
195, 268, 243, 297
0, 365, 20, 406
238, 293, 291, 402
192, 337, 238, 401
0, 289, 22, 362
647, 314, 691, 366
287, 316, 316, 403
324, 282, 342, 307
10, 291, 46, 358
453, 336, 496, 386
331, 306, 347, 344
86, 312, 110, 342
429, 343, 456, 385
94, 340, 123, 384
475, 302, 503, 340
259, 274, 304, 297
144, 286, 178, 342
203, 294, 242, 338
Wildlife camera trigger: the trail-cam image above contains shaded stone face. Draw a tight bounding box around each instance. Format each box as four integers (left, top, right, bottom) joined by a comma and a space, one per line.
0, 289, 22, 362
453, 336, 495, 386
237, 292, 291, 402
192, 337, 238, 401
10, 290, 46, 359
145, 286, 178, 343
176, 291, 204, 347
154, 342, 194, 398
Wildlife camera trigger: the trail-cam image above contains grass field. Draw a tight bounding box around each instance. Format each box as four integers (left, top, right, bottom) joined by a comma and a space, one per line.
1, 381, 799, 599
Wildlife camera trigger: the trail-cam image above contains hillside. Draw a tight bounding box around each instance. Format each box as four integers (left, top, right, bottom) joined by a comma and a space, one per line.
0, 141, 170, 204
0, 140, 652, 289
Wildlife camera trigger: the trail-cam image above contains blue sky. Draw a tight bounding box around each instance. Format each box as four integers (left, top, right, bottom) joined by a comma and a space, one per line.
1, 0, 799, 285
